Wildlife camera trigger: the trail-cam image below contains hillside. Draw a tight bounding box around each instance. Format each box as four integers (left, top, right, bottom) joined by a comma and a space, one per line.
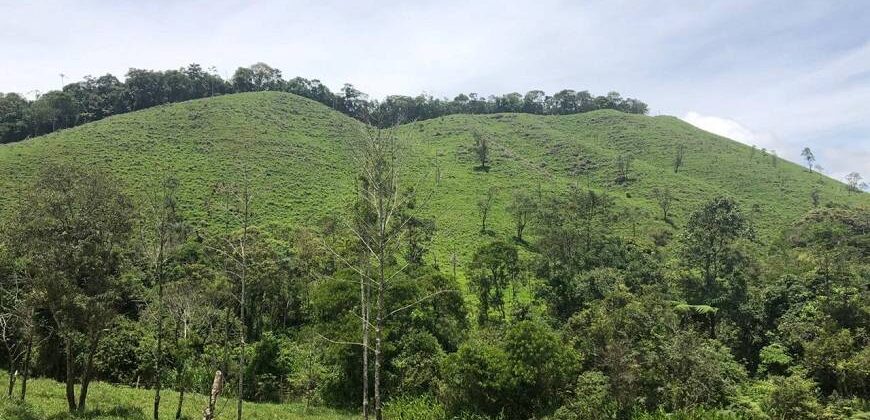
0, 91, 865, 265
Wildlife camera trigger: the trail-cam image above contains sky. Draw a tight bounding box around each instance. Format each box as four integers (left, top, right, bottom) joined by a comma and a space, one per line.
1, 0, 868, 182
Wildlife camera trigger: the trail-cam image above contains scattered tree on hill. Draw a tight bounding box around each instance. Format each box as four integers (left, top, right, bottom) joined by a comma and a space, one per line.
771, 150, 778, 168
477, 187, 498, 233
811, 189, 820, 207
615, 154, 632, 184
673, 144, 686, 173
801, 147, 815, 172
8, 165, 134, 413
507, 190, 536, 242
472, 131, 490, 170
653, 187, 673, 222
845, 172, 865, 194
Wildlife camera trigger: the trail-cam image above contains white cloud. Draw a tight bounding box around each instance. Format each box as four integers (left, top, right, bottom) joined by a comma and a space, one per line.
680, 112, 766, 145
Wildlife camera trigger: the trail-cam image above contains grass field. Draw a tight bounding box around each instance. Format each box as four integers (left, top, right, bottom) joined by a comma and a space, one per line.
0, 370, 355, 420
0, 91, 865, 269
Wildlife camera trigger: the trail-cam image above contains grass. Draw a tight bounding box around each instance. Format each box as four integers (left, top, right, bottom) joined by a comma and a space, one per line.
0, 92, 866, 271
0, 370, 355, 420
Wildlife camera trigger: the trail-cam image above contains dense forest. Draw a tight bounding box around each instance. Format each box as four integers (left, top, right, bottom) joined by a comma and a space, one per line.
0, 62, 648, 144
0, 112, 867, 420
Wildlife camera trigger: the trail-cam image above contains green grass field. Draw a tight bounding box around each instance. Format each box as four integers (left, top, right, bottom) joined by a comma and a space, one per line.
0, 370, 354, 420
0, 91, 865, 267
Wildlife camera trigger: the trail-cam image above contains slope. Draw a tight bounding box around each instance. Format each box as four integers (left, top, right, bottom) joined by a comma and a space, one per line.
0, 92, 865, 267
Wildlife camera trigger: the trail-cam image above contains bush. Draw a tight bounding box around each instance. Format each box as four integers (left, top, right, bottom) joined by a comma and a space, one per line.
383, 395, 447, 420
764, 374, 822, 420
549, 371, 617, 420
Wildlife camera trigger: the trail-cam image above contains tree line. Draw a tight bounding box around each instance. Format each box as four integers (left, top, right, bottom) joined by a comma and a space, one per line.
0, 127, 868, 420
0, 62, 648, 144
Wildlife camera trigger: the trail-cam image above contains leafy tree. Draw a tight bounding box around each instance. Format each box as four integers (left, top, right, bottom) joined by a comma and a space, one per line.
468, 241, 519, 325
476, 187, 498, 233
472, 131, 490, 170
615, 154, 632, 183
652, 187, 673, 222
506, 190, 536, 242
8, 164, 134, 413
680, 197, 750, 292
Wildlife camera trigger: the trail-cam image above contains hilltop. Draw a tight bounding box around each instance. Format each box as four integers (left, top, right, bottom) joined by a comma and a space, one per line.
0, 91, 865, 265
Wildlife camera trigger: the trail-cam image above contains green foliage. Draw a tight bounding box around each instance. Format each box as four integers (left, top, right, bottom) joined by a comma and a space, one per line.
764, 374, 823, 420
383, 394, 447, 420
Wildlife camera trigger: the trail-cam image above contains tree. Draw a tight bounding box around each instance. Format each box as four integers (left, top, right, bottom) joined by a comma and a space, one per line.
615, 154, 632, 183
845, 172, 865, 194
472, 131, 490, 170
468, 241, 519, 324
673, 144, 686, 173
653, 187, 673, 222
142, 175, 186, 420
477, 187, 498, 233
211, 172, 254, 420
681, 197, 750, 293
9, 164, 134, 413
801, 147, 815, 172
506, 190, 536, 242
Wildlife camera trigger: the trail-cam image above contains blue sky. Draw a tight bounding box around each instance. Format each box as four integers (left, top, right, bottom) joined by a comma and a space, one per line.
1, 0, 867, 181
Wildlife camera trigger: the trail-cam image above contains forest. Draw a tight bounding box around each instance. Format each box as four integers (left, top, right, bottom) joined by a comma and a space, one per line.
0, 62, 648, 144
0, 112, 867, 420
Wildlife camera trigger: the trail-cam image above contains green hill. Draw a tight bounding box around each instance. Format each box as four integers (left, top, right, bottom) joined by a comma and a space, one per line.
0, 91, 865, 265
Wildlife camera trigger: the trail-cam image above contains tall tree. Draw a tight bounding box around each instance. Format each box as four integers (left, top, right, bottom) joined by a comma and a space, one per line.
653, 187, 673, 222
143, 175, 186, 420
9, 165, 134, 413
507, 190, 536, 242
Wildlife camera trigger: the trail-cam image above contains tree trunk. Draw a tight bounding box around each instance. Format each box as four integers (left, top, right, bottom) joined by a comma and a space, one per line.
78, 329, 103, 413
361, 265, 369, 420
374, 252, 385, 420
154, 272, 165, 420
237, 262, 246, 420
20, 336, 32, 401
175, 388, 185, 420
65, 336, 77, 412
6, 361, 15, 397
202, 371, 224, 420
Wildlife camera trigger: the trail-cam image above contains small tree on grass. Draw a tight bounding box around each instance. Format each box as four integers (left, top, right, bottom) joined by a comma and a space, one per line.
615, 154, 632, 184
653, 187, 673, 222
472, 131, 490, 170
845, 172, 866, 194
673, 144, 685, 173
507, 190, 536, 242
477, 186, 498, 233
468, 241, 519, 325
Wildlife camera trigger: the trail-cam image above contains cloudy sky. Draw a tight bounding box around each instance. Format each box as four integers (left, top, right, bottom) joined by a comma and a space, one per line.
1, 0, 868, 181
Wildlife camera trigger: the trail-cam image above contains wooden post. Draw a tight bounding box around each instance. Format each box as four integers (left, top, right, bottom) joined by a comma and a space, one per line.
202, 370, 224, 420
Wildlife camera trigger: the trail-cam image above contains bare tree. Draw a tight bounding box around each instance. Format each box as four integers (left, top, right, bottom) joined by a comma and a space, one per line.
801, 147, 815, 172
846, 172, 866, 194
319, 127, 455, 420
205, 167, 254, 420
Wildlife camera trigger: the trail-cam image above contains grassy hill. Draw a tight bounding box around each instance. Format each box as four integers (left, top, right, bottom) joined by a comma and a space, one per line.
0, 91, 865, 267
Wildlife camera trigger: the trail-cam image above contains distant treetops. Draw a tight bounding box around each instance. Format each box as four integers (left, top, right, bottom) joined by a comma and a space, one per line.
0, 62, 649, 144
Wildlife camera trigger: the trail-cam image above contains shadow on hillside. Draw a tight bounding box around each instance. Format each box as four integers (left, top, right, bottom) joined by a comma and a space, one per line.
473, 165, 490, 172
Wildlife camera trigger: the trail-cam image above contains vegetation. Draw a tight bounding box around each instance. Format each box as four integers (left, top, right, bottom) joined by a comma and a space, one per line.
0, 62, 648, 144
0, 90, 867, 420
